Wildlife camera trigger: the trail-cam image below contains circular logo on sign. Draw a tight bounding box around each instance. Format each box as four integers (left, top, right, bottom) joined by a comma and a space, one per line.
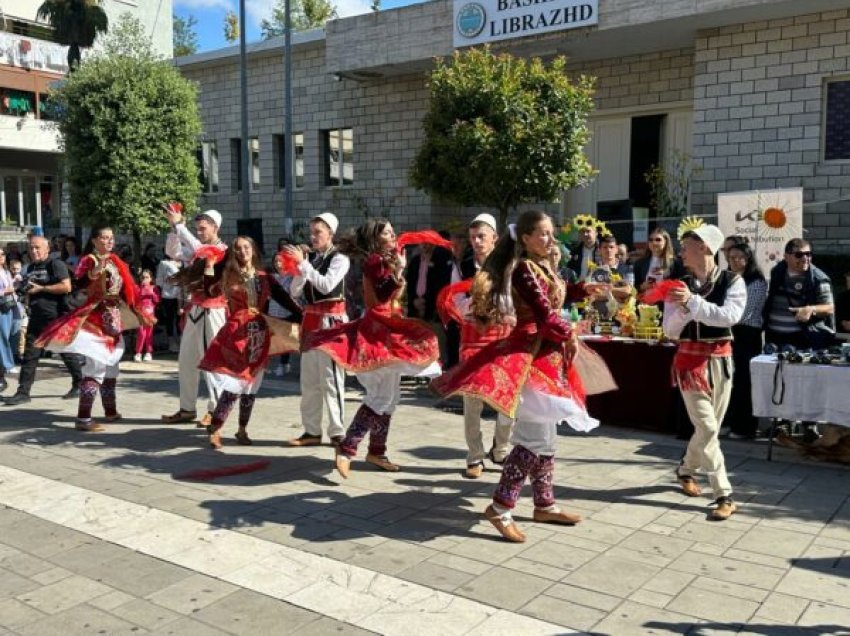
457, 3, 486, 39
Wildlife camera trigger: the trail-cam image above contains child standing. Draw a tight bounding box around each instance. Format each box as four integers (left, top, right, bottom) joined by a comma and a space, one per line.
134, 269, 160, 362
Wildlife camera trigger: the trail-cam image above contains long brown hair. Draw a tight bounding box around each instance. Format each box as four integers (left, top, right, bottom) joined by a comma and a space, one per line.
470, 210, 548, 326
644, 227, 675, 270
335, 217, 391, 262
221, 236, 263, 292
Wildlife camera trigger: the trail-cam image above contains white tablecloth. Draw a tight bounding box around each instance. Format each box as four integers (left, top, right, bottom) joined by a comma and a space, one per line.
751, 355, 850, 425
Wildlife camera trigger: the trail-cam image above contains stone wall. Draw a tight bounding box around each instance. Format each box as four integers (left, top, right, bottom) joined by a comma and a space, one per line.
182, 44, 433, 254
691, 8, 850, 251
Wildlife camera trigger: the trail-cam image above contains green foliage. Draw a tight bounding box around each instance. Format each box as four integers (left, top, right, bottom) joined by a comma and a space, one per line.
644, 150, 701, 219
411, 46, 596, 227
260, 0, 338, 38
224, 10, 239, 43
51, 14, 202, 240
173, 13, 199, 57
36, 0, 109, 70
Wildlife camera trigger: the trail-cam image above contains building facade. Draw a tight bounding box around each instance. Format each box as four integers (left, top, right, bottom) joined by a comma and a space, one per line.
179, 0, 850, 254
0, 0, 172, 233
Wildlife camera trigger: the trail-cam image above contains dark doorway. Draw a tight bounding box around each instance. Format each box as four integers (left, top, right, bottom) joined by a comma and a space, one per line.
629, 114, 665, 209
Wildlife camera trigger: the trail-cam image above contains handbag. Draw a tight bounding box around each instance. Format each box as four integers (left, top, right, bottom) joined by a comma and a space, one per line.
0, 294, 15, 313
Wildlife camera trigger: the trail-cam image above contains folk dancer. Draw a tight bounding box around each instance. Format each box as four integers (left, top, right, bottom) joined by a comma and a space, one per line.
284, 213, 351, 447
304, 218, 441, 477
433, 210, 596, 543
160, 205, 228, 426
662, 223, 745, 521
36, 225, 151, 431
443, 213, 514, 479
199, 237, 301, 449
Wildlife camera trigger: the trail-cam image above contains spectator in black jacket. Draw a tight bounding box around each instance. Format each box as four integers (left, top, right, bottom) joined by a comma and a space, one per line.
405, 244, 452, 322
633, 227, 685, 292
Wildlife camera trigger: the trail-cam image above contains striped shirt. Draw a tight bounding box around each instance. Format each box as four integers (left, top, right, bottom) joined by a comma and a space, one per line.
766, 273, 833, 334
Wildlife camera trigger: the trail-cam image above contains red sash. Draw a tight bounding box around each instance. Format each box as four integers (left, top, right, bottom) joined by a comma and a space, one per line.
673, 340, 732, 394
301, 300, 347, 336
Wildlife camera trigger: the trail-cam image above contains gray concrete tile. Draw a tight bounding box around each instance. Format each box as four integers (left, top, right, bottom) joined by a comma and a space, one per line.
16, 574, 114, 614
192, 588, 319, 633
109, 598, 184, 630
591, 600, 700, 634
543, 583, 622, 612
666, 585, 759, 624
0, 566, 39, 599
397, 561, 477, 593
455, 566, 552, 611
732, 525, 815, 559
521, 594, 606, 631
775, 566, 850, 609
562, 554, 661, 598
15, 603, 144, 636
148, 616, 232, 635
146, 574, 238, 615
293, 616, 377, 635
347, 541, 438, 576
753, 591, 809, 624
667, 550, 786, 590
797, 600, 850, 631
0, 598, 46, 630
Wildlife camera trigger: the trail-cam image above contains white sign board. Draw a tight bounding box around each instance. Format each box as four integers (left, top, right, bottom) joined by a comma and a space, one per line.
453, 0, 599, 48
717, 188, 804, 275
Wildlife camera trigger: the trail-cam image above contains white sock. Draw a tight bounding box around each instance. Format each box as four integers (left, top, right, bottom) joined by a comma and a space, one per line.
538, 504, 559, 513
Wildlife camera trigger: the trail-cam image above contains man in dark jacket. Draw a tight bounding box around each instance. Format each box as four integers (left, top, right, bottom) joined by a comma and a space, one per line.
405, 244, 452, 322
764, 238, 834, 350
569, 224, 599, 280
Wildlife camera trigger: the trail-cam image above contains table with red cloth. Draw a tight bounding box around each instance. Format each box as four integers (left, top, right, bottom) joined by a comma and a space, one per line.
582, 336, 683, 433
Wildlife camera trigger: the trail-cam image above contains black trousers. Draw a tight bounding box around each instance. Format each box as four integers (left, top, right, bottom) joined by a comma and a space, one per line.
16, 316, 84, 396
159, 298, 180, 337
723, 324, 763, 437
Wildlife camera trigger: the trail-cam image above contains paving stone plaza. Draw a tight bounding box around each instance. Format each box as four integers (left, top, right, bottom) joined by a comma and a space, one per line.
0, 356, 848, 634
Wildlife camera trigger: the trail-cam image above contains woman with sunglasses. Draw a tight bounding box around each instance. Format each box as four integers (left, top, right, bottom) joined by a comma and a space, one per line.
764, 238, 835, 351
722, 242, 766, 439
633, 228, 685, 293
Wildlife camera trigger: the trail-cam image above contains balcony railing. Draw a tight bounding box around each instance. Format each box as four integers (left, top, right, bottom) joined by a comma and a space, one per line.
0, 30, 68, 74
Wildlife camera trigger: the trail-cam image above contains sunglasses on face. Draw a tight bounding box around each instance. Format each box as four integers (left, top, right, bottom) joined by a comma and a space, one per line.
650, 238, 665, 243
791, 251, 812, 259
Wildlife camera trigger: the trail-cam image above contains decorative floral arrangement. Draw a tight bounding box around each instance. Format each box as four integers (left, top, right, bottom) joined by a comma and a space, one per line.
677, 215, 705, 240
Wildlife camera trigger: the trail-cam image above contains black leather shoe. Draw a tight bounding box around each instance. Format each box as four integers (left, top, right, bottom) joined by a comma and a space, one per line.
63, 388, 80, 400
3, 393, 31, 406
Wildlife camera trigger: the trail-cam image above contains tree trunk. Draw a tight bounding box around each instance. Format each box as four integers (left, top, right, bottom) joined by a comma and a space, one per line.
67, 44, 81, 72
132, 230, 142, 270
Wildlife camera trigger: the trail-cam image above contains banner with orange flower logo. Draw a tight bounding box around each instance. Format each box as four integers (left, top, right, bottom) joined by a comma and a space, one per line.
717, 188, 803, 275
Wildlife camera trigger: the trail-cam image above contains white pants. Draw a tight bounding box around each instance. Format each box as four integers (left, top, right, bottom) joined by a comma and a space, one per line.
679, 356, 734, 499
179, 305, 226, 414
82, 356, 120, 383
463, 396, 513, 465
357, 367, 402, 416
299, 349, 345, 438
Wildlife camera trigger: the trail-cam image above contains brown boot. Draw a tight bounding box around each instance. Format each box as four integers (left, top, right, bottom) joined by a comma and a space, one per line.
161, 409, 197, 424
366, 454, 400, 472
484, 505, 526, 543
104, 413, 122, 422
75, 420, 105, 432
335, 450, 351, 479
288, 433, 322, 447
709, 497, 737, 521
465, 463, 484, 479
533, 507, 582, 525
677, 474, 701, 497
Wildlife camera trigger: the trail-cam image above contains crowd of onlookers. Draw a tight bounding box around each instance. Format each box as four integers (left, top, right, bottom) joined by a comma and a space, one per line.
1, 222, 849, 440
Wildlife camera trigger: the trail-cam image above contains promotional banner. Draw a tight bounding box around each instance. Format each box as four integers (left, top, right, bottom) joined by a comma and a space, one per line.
453, 0, 599, 48
717, 188, 804, 275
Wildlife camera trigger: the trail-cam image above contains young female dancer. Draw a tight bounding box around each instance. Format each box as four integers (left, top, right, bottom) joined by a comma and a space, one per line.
303, 218, 440, 477
37, 225, 150, 431
199, 236, 302, 449
432, 210, 597, 542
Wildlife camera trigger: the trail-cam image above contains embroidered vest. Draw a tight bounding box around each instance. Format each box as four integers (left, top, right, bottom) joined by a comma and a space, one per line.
304, 249, 345, 304
679, 270, 738, 341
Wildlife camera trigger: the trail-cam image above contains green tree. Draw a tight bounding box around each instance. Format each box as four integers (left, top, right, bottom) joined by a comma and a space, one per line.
411, 47, 596, 228
260, 0, 338, 38
173, 13, 199, 57
36, 0, 109, 71
51, 15, 202, 260
224, 10, 239, 43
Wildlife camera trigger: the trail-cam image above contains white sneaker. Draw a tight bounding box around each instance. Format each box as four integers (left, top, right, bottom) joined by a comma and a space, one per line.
143, 353, 152, 362
133, 353, 142, 362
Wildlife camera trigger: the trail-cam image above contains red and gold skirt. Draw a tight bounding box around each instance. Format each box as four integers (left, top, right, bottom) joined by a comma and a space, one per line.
303, 304, 439, 374
199, 309, 299, 384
